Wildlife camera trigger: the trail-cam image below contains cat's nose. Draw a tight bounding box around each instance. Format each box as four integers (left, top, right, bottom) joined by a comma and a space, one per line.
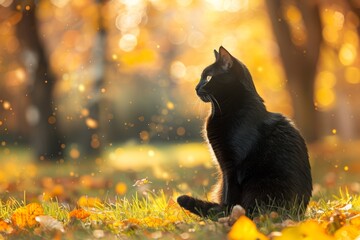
195, 83, 206, 93
195, 84, 200, 92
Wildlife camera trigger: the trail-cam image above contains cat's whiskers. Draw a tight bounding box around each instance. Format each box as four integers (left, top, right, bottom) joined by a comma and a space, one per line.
209, 94, 222, 116
193, 97, 211, 118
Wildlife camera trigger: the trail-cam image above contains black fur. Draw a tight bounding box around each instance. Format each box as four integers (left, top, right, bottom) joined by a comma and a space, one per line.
177, 46, 312, 218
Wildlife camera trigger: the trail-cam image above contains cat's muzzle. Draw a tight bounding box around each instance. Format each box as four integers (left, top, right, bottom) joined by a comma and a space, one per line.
196, 87, 211, 103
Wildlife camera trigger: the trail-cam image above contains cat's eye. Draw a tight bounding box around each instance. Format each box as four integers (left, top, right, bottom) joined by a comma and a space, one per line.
206, 75, 212, 82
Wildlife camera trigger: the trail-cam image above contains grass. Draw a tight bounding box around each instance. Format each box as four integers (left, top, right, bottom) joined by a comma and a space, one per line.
0, 142, 360, 239
1, 190, 360, 239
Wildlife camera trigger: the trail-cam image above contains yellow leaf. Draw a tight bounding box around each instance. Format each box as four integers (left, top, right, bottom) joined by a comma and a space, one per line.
275, 221, 334, 240
334, 225, 360, 240
228, 215, 268, 240
77, 196, 102, 208
142, 217, 163, 228
350, 215, 360, 227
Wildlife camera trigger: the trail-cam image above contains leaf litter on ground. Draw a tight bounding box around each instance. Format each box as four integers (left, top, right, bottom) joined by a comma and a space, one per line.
0, 189, 358, 239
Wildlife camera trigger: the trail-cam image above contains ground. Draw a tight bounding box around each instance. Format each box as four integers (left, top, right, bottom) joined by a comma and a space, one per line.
0, 142, 359, 239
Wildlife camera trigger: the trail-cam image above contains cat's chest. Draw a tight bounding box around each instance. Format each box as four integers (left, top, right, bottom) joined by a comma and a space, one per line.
206, 118, 259, 164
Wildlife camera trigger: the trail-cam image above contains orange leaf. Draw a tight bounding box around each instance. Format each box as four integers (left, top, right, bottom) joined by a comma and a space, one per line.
0, 220, 13, 234
228, 215, 268, 240
11, 203, 44, 228
69, 208, 90, 220
123, 218, 141, 225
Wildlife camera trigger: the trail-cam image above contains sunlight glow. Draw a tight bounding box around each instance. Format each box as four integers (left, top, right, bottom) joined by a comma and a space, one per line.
176, 0, 192, 7
322, 26, 338, 44
285, 5, 301, 23
2, 101, 11, 110
119, 34, 138, 52
333, 11, 345, 30
170, 61, 186, 80
0, 0, 13, 7
339, 43, 357, 66
120, 0, 143, 7
315, 71, 336, 110
50, 0, 70, 8
345, 67, 360, 84
188, 31, 205, 48
316, 71, 336, 88
315, 88, 335, 110
206, 0, 248, 12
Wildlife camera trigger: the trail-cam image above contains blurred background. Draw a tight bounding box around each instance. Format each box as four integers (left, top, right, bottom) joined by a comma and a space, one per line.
0, 0, 359, 200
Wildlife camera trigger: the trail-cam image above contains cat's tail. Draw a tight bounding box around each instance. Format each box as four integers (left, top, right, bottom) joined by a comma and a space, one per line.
177, 195, 226, 218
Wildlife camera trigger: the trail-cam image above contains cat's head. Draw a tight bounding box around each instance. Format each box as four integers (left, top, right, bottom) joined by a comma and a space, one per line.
196, 46, 259, 104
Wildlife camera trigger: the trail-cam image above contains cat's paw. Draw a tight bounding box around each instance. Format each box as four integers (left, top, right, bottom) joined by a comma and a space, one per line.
177, 195, 193, 208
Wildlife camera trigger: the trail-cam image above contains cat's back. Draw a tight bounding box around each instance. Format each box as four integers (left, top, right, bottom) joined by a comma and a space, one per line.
255, 112, 311, 192
261, 112, 308, 156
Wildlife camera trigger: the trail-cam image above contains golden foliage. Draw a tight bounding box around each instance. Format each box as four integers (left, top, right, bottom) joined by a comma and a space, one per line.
77, 196, 103, 208
142, 216, 163, 228
334, 225, 360, 240
125, 218, 141, 225
0, 220, 13, 234
275, 220, 334, 240
11, 203, 44, 228
228, 215, 267, 240
69, 208, 90, 220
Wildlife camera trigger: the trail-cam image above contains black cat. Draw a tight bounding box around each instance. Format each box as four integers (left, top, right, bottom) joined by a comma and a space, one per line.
177, 46, 312, 218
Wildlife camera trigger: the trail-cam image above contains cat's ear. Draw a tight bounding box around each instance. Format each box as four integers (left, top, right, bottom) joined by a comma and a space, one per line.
214, 49, 219, 60
218, 46, 233, 71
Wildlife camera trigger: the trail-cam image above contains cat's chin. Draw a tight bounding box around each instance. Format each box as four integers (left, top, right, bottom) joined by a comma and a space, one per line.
198, 95, 211, 103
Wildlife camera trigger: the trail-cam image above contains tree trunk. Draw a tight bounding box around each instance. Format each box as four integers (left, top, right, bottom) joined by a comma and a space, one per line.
76, 0, 107, 159
14, 0, 63, 161
266, 0, 322, 142
346, 0, 360, 35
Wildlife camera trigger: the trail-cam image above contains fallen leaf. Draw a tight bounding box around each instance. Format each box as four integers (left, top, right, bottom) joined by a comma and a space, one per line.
133, 177, 152, 187
334, 225, 360, 240
11, 203, 44, 228
349, 215, 360, 226
35, 215, 65, 233
275, 220, 334, 240
0, 220, 13, 234
327, 211, 346, 234
69, 208, 90, 220
228, 215, 268, 240
93, 229, 105, 238
77, 196, 103, 208
142, 216, 163, 228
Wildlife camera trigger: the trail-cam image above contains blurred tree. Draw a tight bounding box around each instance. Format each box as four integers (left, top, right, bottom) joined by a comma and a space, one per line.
14, 0, 63, 161
346, 0, 360, 34
75, 0, 106, 158
266, 0, 322, 142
